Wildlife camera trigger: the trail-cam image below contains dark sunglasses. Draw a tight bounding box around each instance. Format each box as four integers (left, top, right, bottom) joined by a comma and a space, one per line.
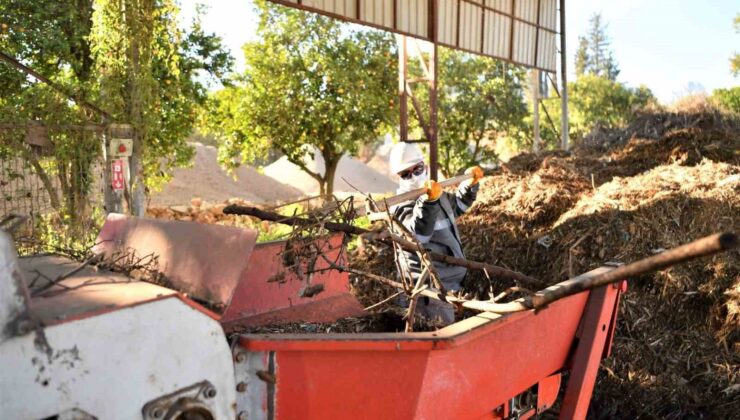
399, 162, 425, 180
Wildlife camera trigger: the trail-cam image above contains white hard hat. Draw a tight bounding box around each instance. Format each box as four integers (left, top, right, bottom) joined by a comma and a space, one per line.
389, 143, 425, 174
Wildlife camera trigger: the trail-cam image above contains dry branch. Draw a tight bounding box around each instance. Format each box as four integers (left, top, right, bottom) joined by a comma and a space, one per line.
223, 204, 539, 286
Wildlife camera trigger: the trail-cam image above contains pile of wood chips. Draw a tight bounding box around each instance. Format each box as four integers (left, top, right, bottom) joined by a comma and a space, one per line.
452, 111, 739, 417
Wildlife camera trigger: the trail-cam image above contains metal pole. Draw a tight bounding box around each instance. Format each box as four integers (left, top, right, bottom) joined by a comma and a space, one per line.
532, 70, 541, 154
429, 42, 439, 180
398, 36, 408, 143
559, 0, 569, 151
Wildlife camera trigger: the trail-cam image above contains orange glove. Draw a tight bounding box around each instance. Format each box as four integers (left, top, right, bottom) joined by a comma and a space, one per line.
424, 180, 442, 201
465, 166, 484, 185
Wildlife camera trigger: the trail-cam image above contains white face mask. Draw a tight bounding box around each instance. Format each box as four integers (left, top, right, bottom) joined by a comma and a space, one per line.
398, 168, 428, 193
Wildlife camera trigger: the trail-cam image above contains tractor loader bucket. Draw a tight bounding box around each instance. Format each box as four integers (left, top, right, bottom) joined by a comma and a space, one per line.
94, 214, 364, 325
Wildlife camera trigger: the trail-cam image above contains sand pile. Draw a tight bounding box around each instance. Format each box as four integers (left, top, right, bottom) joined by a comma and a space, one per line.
150, 143, 302, 207
263, 147, 397, 195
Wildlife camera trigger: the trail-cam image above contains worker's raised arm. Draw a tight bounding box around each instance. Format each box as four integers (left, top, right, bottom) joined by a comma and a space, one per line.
449, 166, 483, 217
392, 181, 442, 243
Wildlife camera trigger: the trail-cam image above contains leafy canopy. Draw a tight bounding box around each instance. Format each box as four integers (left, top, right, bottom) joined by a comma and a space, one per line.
435, 49, 528, 176
202, 0, 396, 197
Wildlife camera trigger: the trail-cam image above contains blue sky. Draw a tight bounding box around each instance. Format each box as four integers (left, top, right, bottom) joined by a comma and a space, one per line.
180, 0, 739, 103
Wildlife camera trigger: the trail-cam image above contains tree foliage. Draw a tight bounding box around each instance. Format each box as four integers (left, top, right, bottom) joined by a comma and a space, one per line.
91, 0, 233, 214
433, 49, 528, 176
201, 0, 396, 197
1, 0, 232, 218
541, 75, 656, 144
575, 13, 620, 81
0, 0, 100, 219
712, 86, 740, 114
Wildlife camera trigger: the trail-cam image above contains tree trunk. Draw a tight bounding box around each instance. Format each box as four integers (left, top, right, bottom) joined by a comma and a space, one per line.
323, 154, 340, 199
25, 148, 61, 211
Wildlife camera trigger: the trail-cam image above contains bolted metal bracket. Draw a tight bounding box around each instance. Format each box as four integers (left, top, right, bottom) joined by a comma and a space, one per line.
141, 380, 218, 420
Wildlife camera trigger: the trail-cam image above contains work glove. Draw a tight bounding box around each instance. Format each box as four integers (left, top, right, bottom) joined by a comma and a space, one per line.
465, 166, 484, 185
424, 180, 442, 201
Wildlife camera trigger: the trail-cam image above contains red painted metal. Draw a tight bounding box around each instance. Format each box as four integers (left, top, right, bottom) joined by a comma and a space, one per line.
95, 213, 258, 308
238, 289, 596, 419
559, 283, 623, 419
94, 215, 363, 327
220, 234, 365, 329
537, 373, 561, 414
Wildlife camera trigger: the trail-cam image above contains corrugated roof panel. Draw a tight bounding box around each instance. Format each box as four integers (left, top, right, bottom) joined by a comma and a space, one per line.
437, 0, 458, 45
513, 21, 536, 66
397, 0, 428, 38
537, 29, 556, 70
515, 0, 538, 24
482, 10, 511, 58
539, 0, 557, 30
490, 0, 513, 14
459, 1, 483, 53
268, 0, 559, 72
360, 0, 394, 27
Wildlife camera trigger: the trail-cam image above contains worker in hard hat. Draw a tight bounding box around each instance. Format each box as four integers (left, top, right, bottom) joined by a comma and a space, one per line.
388, 142, 484, 325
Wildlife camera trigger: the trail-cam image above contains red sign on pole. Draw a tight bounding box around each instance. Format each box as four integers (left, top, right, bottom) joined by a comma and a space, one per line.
112, 159, 125, 191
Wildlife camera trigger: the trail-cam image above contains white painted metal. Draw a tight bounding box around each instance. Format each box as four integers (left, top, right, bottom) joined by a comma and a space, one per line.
268, 0, 559, 72
0, 232, 29, 344
0, 296, 236, 419
234, 349, 271, 420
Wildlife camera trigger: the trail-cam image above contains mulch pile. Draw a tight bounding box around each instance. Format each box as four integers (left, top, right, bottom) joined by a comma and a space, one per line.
350, 110, 738, 416
450, 111, 739, 418
147, 198, 263, 227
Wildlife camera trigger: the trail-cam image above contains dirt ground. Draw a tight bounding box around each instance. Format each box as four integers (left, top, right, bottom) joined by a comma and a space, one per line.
150, 143, 302, 206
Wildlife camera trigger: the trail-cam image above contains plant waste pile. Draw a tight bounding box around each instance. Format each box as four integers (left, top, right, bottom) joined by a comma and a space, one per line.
146, 110, 738, 416
451, 110, 738, 417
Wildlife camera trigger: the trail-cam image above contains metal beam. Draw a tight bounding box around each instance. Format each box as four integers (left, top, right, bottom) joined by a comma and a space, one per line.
559, 0, 569, 150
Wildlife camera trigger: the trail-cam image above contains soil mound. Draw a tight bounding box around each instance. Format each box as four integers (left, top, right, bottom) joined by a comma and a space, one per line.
263, 147, 397, 195
150, 143, 302, 206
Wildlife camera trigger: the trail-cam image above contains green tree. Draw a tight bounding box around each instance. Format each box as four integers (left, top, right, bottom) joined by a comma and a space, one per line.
0, 0, 100, 219
91, 0, 233, 215
574, 13, 620, 81
541, 75, 655, 143
712, 86, 740, 114
202, 0, 396, 198
434, 49, 528, 176
1, 0, 232, 220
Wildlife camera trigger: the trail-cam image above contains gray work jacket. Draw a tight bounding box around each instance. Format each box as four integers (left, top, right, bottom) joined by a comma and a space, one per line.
390, 182, 479, 288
